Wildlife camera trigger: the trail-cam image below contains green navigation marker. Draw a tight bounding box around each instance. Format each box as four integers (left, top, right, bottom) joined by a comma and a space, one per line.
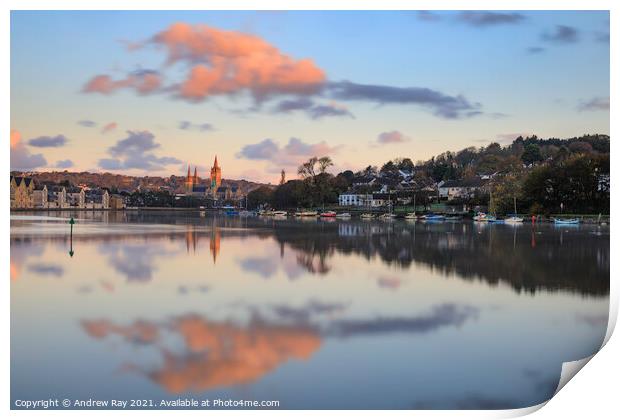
69, 217, 75, 257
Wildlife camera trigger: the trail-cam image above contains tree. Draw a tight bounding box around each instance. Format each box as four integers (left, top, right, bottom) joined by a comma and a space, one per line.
521, 144, 543, 165
395, 157, 415, 171
272, 180, 311, 208
318, 156, 333, 174
380, 160, 398, 175
568, 141, 593, 154
298, 157, 318, 180
247, 186, 274, 209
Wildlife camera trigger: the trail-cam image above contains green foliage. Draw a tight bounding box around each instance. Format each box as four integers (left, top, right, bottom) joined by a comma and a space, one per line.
521, 154, 609, 214
521, 144, 543, 165
247, 186, 274, 209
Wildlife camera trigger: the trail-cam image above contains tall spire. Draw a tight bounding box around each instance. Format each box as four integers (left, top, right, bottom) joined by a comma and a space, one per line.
186, 164, 193, 194
214, 155, 219, 168
193, 167, 198, 184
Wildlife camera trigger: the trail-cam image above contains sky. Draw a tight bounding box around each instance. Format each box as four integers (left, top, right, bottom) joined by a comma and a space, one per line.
10, 10, 610, 183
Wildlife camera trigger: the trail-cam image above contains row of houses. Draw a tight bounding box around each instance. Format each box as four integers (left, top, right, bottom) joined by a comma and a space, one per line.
339, 173, 491, 208
10, 176, 124, 209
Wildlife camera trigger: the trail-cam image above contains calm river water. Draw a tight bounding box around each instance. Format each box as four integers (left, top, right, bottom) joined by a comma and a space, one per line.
10, 211, 609, 409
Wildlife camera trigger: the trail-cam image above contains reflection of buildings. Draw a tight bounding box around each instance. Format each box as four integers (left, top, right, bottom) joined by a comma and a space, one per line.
184, 225, 221, 263
185, 227, 198, 254
210, 228, 220, 264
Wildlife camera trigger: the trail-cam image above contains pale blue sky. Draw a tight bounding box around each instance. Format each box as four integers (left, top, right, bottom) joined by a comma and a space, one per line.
10, 11, 609, 182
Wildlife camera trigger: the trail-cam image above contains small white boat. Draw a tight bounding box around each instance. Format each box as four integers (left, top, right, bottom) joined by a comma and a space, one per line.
380, 213, 397, 219
361, 213, 375, 219
554, 218, 580, 225
404, 213, 417, 220
272, 210, 288, 217
336, 213, 351, 219
423, 214, 445, 221
504, 198, 523, 224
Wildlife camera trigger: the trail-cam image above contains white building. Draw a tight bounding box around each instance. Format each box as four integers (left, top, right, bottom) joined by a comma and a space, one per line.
66, 187, 86, 208
32, 185, 48, 208
339, 193, 388, 208
438, 178, 487, 201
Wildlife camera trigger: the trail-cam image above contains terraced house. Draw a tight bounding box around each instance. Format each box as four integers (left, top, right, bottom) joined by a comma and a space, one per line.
10, 175, 34, 208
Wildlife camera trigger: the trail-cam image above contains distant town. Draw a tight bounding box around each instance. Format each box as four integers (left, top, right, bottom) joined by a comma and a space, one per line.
10, 156, 265, 210
10, 134, 610, 217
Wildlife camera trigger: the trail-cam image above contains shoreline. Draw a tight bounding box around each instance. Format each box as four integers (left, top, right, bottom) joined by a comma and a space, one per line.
9, 208, 610, 224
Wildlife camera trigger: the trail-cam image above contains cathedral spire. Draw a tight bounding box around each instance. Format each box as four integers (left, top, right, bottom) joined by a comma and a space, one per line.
193, 167, 198, 184
214, 155, 219, 168
186, 164, 193, 194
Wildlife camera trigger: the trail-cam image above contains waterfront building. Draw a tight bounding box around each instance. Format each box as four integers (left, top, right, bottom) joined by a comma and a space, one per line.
32, 185, 48, 208
338, 193, 387, 208
46, 185, 67, 208
10, 176, 34, 208
438, 177, 487, 201
85, 189, 110, 209
66, 187, 86, 208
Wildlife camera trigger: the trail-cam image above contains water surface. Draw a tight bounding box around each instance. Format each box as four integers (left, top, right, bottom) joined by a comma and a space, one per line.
11, 211, 609, 409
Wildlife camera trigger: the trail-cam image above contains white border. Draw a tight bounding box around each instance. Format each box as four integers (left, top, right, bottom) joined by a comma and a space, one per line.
2, 1, 616, 419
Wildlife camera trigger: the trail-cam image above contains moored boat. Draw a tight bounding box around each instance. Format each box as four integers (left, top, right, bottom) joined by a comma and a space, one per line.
336, 213, 351, 219
504, 198, 523, 224
320, 211, 337, 217
296, 210, 318, 217
272, 210, 288, 217
404, 213, 417, 220
444, 215, 462, 221
379, 213, 397, 220
422, 213, 445, 221
554, 218, 580, 225
473, 212, 488, 222
360, 213, 375, 219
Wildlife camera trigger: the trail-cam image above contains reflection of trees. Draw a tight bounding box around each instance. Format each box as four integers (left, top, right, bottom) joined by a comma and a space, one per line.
269, 221, 608, 296
11, 215, 609, 295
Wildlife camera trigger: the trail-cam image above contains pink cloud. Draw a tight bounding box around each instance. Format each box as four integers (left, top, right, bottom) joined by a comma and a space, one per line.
83, 71, 162, 95
154, 23, 326, 101
10, 129, 48, 170
10, 129, 21, 148
101, 122, 118, 134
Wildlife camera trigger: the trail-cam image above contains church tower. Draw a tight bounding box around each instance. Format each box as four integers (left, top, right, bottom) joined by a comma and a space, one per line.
186, 164, 193, 194
210, 156, 222, 190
